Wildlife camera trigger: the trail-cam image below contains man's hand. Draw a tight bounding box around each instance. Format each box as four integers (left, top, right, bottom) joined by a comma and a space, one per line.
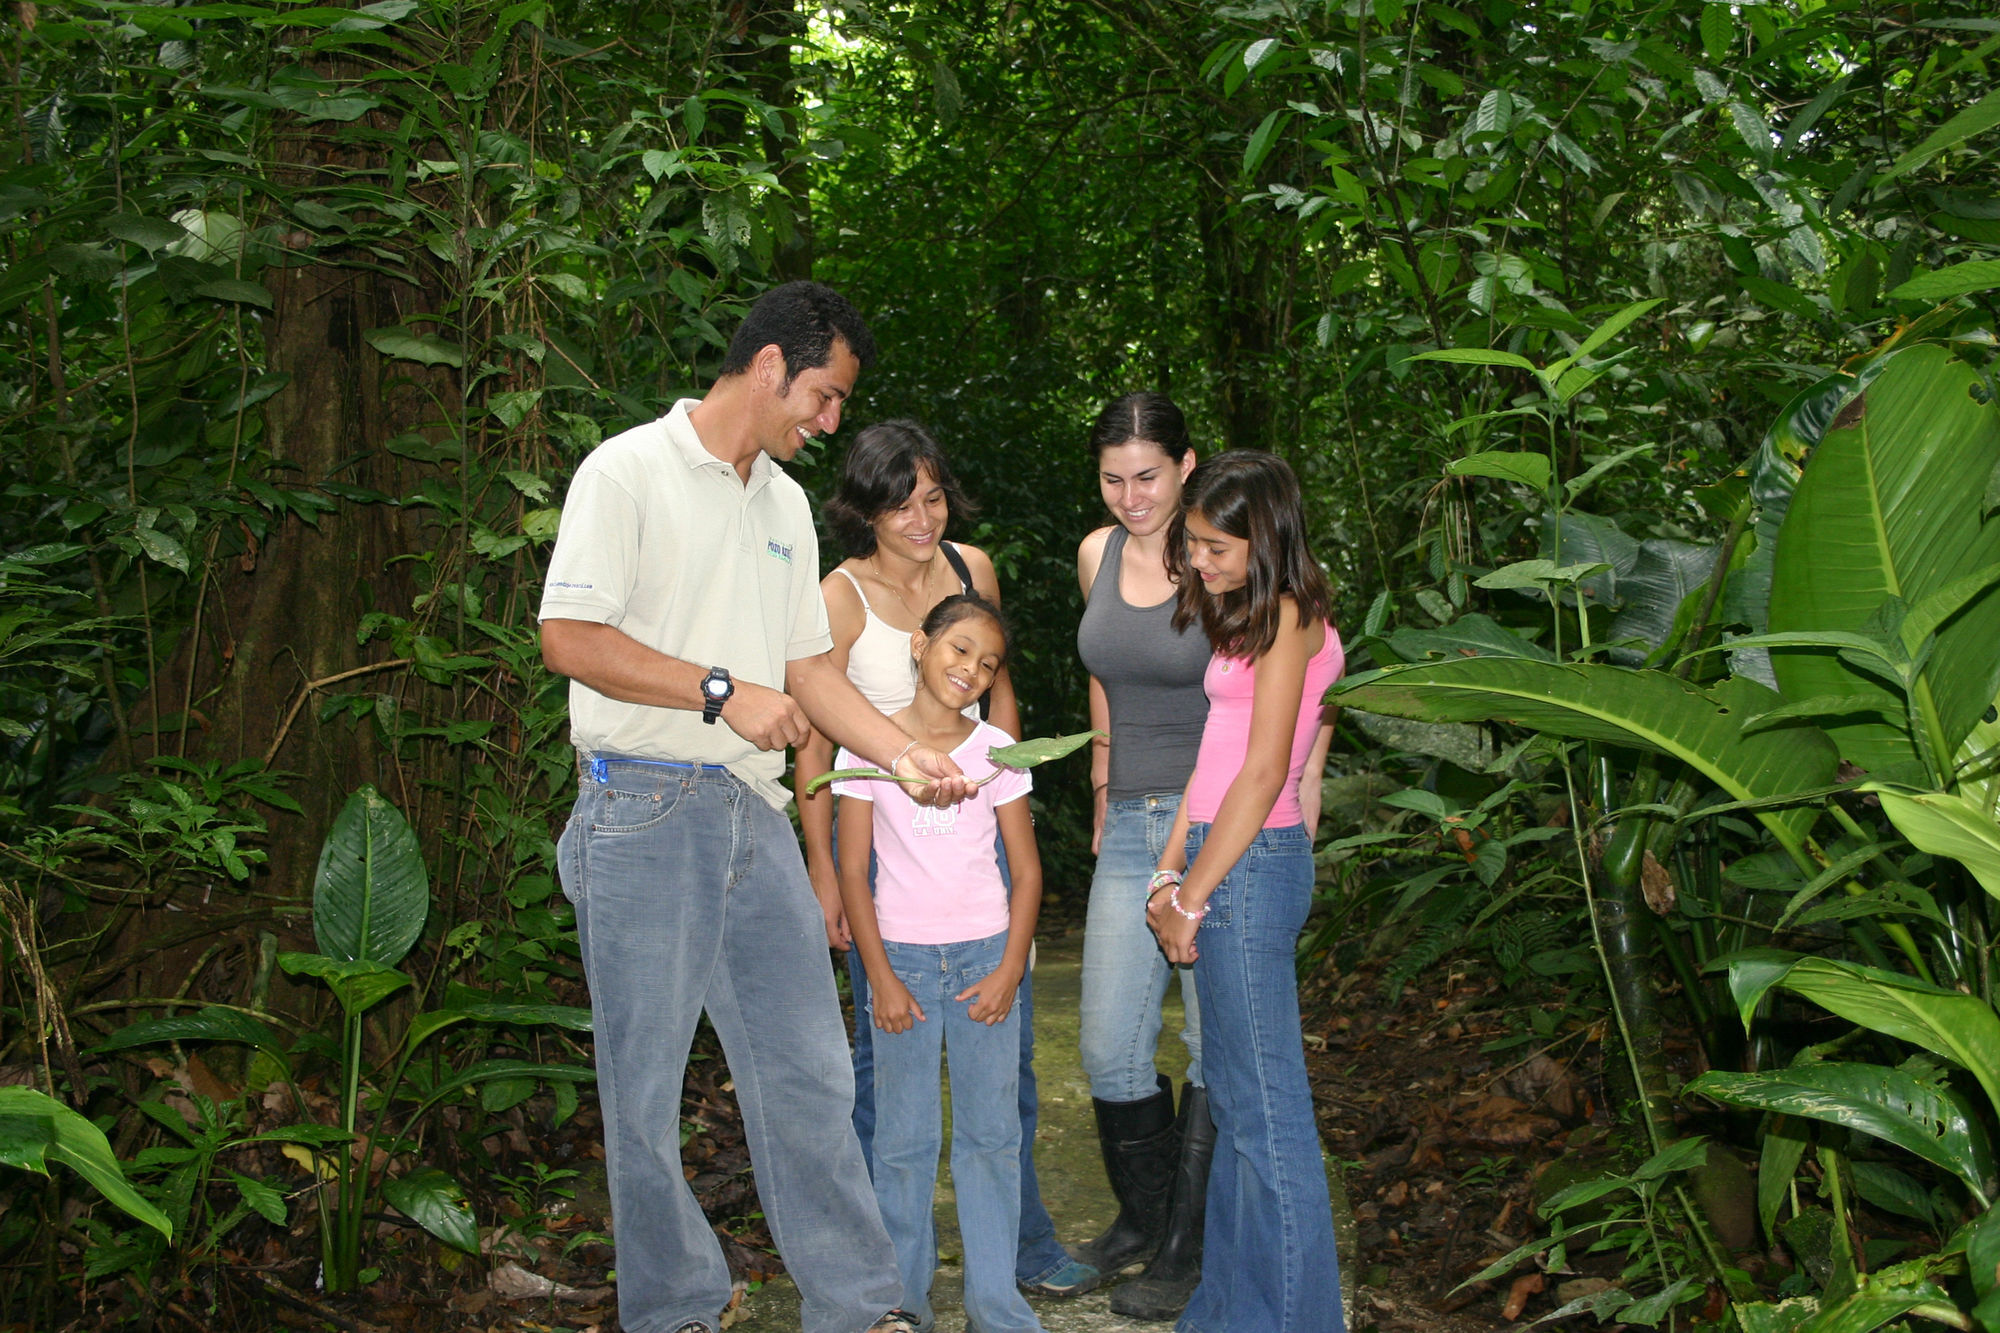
719, 680, 810, 751
894, 744, 970, 809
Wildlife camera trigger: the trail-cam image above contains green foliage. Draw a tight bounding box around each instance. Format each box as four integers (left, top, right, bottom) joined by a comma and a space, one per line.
0, 1087, 172, 1239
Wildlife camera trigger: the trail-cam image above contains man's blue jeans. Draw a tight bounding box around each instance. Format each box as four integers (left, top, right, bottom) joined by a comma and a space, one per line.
871, 931, 1044, 1333
1179, 821, 1344, 1333
1080, 794, 1203, 1102
558, 758, 904, 1333
843, 823, 1071, 1286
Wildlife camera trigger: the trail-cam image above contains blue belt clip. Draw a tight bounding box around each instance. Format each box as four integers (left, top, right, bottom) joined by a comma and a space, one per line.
588, 756, 609, 784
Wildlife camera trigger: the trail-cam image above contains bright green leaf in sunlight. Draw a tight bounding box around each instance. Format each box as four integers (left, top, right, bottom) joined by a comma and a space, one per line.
1866, 785, 2000, 901
1447, 451, 1551, 491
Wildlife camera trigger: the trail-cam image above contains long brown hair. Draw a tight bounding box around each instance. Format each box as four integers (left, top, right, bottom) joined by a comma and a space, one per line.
1169, 450, 1332, 659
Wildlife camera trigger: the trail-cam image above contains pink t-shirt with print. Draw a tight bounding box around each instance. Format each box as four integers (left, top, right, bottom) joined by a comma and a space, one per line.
833, 720, 1031, 946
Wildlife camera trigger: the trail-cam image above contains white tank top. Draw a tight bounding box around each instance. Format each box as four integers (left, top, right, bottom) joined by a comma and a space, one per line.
835, 548, 977, 715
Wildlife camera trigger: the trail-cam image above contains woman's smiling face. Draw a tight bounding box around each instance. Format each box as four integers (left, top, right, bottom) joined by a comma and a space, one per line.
1183, 508, 1249, 595
1098, 440, 1194, 539
871, 463, 950, 562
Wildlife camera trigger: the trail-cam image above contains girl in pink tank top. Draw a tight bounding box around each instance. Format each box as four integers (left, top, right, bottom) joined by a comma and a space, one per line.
1142, 450, 1348, 1333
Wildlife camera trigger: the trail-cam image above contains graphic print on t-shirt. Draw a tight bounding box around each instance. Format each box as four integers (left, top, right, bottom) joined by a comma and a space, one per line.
910, 804, 959, 839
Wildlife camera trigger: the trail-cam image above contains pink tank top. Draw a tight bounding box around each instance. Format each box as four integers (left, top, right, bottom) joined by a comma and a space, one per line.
1184, 622, 1344, 828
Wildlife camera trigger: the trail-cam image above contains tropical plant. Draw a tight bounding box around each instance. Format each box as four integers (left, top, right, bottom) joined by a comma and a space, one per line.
94, 786, 593, 1292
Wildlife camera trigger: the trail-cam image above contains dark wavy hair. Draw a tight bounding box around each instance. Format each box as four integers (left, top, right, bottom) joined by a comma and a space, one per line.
823, 419, 976, 558
1088, 391, 1192, 462
719, 280, 878, 385
917, 592, 1013, 668
1169, 450, 1332, 659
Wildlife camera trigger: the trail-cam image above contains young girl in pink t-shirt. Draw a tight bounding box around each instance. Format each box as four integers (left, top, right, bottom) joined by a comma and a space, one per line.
1144, 450, 1346, 1333
835, 593, 1047, 1333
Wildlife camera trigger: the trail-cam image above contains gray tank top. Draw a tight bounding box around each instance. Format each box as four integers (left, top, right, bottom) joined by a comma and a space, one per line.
1077, 526, 1213, 801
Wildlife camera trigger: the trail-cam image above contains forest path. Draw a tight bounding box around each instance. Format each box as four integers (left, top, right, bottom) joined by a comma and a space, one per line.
730, 931, 1355, 1330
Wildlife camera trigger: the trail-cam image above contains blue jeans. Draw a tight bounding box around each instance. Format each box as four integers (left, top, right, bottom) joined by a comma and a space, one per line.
1080, 794, 1203, 1102
557, 758, 903, 1333
845, 820, 1071, 1286
872, 932, 1044, 1333
1178, 822, 1344, 1333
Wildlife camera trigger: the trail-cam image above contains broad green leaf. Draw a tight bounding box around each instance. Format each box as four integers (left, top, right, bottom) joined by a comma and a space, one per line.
380, 1167, 477, 1253
1867, 786, 2000, 901
93, 1006, 291, 1071
1730, 955, 2000, 1119
1412, 347, 1537, 373
1447, 451, 1550, 491
1879, 87, 2000, 182
1768, 345, 2000, 779
1565, 297, 1665, 365
313, 785, 428, 966
403, 1000, 592, 1054
103, 213, 190, 251
0, 1088, 173, 1238
191, 278, 273, 309
1474, 559, 1607, 591
132, 524, 189, 573
363, 326, 465, 368
1242, 108, 1288, 177
1332, 661, 1838, 858
278, 952, 412, 1016
988, 729, 1105, 770
1687, 1062, 1994, 1200
1758, 1116, 1809, 1246
1379, 612, 1555, 664
1888, 260, 2000, 302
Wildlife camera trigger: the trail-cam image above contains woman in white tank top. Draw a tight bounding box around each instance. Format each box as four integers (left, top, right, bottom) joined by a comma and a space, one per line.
794, 420, 1100, 1299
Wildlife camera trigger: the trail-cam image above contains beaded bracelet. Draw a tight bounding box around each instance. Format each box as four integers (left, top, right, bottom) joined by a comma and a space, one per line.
1169, 883, 1208, 922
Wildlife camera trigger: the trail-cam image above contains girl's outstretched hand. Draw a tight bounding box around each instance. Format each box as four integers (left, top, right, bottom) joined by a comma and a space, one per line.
1147, 887, 1201, 964
958, 968, 1021, 1025
871, 976, 925, 1034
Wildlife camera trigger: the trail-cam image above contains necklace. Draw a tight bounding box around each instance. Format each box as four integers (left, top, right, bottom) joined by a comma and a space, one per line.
870, 552, 938, 626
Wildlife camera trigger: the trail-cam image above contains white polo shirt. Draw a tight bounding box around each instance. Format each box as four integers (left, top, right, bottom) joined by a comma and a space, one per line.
538, 399, 833, 808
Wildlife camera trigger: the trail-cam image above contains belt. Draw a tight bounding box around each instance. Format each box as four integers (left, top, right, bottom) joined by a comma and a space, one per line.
582, 754, 731, 783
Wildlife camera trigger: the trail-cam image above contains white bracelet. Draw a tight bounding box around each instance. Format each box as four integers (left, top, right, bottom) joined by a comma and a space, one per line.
890, 740, 918, 770
1169, 883, 1209, 922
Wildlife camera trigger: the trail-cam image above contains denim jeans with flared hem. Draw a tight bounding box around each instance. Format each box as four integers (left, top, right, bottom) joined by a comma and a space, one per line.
1080, 794, 1204, 1103
558, 759, 904, 1333
871, 930, 1046, 1333
1176, 822, 1345, 1333
843, 823, 1072, 1286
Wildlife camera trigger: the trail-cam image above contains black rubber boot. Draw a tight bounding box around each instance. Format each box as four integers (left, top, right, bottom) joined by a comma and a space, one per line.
1110, 1083, 1215, 1321
1070, 1073, 1179, 1276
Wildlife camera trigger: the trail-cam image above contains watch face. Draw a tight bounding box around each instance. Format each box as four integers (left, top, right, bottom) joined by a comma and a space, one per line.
705, 675, 729, 698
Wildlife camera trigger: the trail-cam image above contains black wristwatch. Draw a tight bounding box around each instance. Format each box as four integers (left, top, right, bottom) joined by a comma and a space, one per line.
700, 666, 734, 724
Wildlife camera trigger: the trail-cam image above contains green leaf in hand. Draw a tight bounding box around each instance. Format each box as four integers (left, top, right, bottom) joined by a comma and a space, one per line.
986, 729, 1105, 770
801, 729, 1106, 796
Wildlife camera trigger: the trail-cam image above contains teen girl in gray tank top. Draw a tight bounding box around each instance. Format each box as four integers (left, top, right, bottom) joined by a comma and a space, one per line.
1077, 525, 1212, 797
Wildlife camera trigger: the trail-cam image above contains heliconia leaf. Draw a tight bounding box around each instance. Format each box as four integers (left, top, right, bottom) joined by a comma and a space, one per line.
1687, 1061, 1994, 1201
1447, 451, 1551, 492
313, 786, 428, 966
1866, 785, 2000, 902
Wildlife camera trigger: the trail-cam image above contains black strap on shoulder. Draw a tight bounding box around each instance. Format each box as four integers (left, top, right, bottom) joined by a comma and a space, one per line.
940, 540, 975, 595
939, 542, 991, 720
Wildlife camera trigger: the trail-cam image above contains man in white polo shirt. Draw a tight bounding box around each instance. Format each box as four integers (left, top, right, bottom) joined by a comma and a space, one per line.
540, 282, 958, 1333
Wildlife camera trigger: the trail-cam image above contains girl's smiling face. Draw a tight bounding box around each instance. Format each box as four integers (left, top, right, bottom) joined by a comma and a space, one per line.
871, 463, 950, 562
1184, 508, 1250, 595
911, 613, 1006, 711
1098, 440, 1195, 539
